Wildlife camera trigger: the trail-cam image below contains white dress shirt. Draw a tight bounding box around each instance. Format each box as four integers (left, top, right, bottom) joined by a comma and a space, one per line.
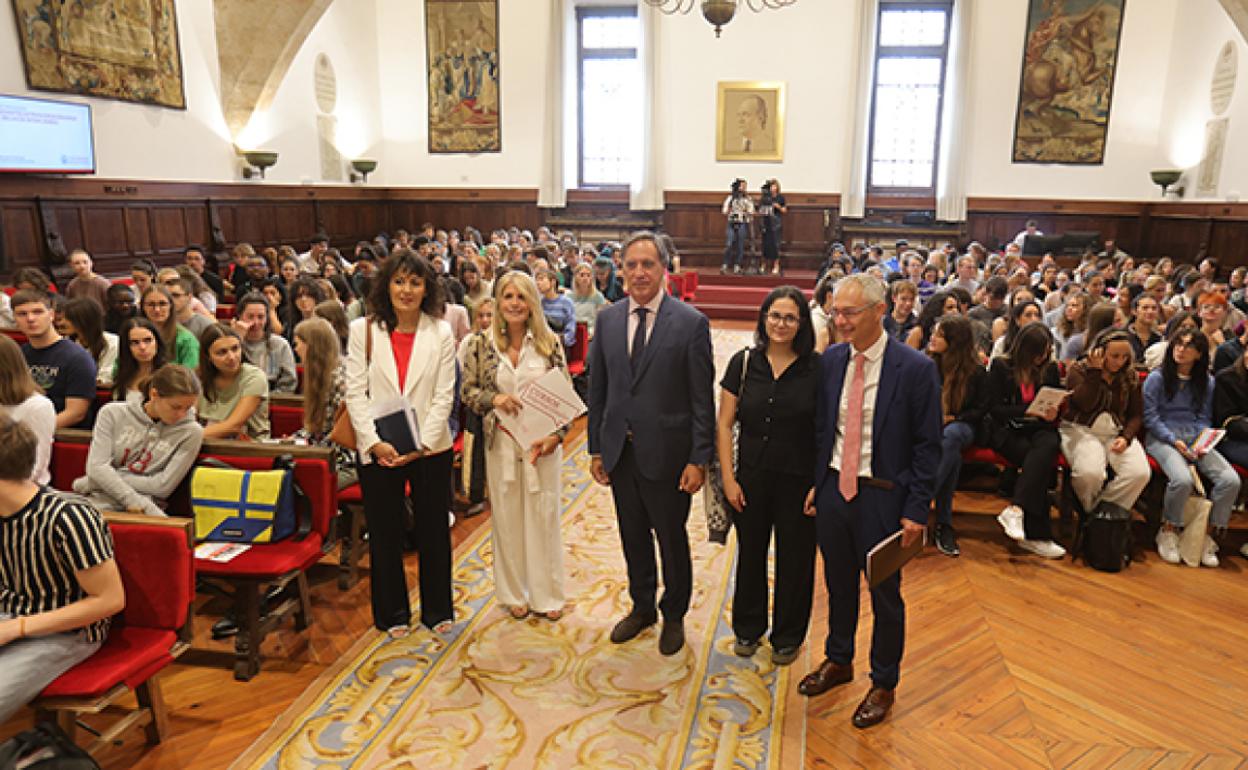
830, 330, 889, 477
626, 292, 664, 356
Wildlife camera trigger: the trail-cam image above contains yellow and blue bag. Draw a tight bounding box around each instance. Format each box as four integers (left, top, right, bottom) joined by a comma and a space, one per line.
190, 456, 309, 543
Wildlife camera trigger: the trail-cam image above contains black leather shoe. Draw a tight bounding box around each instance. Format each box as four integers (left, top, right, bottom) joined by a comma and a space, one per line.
798, 658, 853, 696
935, 524, 960, 557
658, 620, 685, 656
851, 686, 895, 728
772, 645, 800, 666
734, 637, 760, 657
610, 610, 658, 644
211, 616, 239, 639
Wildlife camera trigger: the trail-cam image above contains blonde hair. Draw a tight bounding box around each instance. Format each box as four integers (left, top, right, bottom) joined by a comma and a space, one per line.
294, 318, 340, 433
491, 271, 558, 358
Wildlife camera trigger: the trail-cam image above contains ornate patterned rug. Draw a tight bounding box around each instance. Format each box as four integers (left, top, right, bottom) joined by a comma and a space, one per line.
233, 329, 804, 769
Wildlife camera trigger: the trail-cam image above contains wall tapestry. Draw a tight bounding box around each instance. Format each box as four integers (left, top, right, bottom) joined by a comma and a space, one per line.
1011, 0, 1126, 164
425, 0, 500, 153
10, 0, 185, 109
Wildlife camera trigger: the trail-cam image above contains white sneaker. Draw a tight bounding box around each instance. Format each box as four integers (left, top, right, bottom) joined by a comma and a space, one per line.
1019, 539, 1066, 559
1241, 542, 1248, 559
448, 511, 456, 528
997, 505, 1025, 541
1201, 536, 1220, 568
1156, 529, 1181, 564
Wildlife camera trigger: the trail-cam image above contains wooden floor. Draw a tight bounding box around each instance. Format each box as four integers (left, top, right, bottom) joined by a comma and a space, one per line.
5, 329, 1248, 767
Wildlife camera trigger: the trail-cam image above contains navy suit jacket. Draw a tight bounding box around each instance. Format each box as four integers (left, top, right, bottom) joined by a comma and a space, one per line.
587, 294, 715, 481
813, 336, 942, 525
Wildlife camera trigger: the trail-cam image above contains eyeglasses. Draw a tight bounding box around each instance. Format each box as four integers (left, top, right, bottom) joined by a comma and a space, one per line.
766, 312, 801, 326
829, 302, 879, 319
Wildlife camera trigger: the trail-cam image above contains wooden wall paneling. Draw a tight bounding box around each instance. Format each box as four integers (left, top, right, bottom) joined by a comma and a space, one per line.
1138, 215, 1211, 262
50, 204, 84, 261
124, 206, 153, 258
0, 202, 41, 274
272, 202, 317, 246
1206, 220, 1248, 269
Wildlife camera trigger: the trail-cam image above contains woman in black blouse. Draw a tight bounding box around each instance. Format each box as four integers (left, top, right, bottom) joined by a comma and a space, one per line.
716, 285, 818, 667
927, 315, 990, 557
986, 322, 1066, 558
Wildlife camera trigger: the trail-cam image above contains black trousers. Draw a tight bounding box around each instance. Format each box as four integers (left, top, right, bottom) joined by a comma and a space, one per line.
733, 469, 816, 649
357, 450, 454, 631
995, 428, 1059, 541
462, 411, 487, 504
608, 440, 693, 621
816, 473, 905, 690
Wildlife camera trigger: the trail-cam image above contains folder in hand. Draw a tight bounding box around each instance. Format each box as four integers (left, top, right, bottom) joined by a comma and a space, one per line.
373, 407, 421, 455
866, 528, 925, 588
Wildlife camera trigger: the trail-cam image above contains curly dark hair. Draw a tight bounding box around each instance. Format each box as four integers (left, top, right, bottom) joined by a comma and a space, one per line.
368, 249, 443, 332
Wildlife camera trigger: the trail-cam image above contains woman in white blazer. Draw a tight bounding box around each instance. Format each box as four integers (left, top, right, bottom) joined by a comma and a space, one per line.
345, 251, 457, 637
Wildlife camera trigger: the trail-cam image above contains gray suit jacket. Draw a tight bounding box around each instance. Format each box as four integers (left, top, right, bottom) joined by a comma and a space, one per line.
587, 295, 715, 481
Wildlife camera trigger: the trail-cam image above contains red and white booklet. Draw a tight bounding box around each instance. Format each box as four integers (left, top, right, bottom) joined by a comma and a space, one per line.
194, 543, 252, 563
1190, 428, 1226, 456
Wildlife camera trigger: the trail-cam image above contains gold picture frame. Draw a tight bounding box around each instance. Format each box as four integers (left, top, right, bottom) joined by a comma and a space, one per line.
716, 81, 785, 162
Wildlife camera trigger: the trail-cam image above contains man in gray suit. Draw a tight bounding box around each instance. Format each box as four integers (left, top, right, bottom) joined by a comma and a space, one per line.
588, 231, 715, 656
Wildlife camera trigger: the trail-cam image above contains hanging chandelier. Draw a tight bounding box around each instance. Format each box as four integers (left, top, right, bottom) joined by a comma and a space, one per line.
641, 0, 797, 38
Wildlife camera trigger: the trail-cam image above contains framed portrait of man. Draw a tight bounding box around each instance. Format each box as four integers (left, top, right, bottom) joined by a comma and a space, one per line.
716, 81, 786, 162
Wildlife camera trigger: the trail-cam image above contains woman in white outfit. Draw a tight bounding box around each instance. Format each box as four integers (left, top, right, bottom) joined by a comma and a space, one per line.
461, 271, 570, 620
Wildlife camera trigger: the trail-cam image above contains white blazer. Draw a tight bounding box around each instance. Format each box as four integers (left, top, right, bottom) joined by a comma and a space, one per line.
344, 314, 457, 463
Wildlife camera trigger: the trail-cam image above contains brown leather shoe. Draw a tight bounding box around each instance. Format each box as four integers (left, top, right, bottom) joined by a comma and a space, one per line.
797, 659, 853, 696
851, 686, 894, 728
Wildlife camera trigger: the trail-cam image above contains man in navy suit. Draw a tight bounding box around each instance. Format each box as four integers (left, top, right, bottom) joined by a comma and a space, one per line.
797, 273, 941, 728
587, 231, 715, 656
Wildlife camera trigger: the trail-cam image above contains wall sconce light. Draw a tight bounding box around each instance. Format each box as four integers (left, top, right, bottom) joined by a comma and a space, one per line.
1150, 169, 1183, 198
240, 150, 279, 179
349, 159, 377, 183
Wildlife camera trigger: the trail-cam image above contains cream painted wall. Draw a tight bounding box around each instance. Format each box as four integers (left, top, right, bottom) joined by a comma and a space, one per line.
964, 0, 1180, 200
1158, 0, 1247, 200
374, 0, 552, 188
0, 0, 384, 184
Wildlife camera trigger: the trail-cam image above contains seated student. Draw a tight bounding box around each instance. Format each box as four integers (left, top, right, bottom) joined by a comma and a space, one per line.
113, 318, 169, 401
456, 298, 494, 516
72, 365, 204, 518
460, 260, 491, 320
906, 290, 960, 351
230, 293, 297, 393
140, 285, 199, 369
104, 284, 137, 335
1197, 291, 1234, 350
1126, 293, 1163, 364
283, 277, 327, 348
0, 417, 125, 724
990, 287, 1036, 341
59, 297, 119, 388
592, 256, 624, 302
259, 278, 289, 337
130, 259, 158, 298
1145, 311, 1199, 372
990, 299, 1044, 360
290, 318, 357, 489
185, 244, 225, 301
927, 315, 989, 558
1144, 329, 1239, 567
1060, 329, 1151, 516
535, 267, 577, 349
166, 277, 213, 340
314, 299, 350, 355
0, 336, 56, 485
176, 265, 218, 315
883, 279, 918, 342
1062, 303, 1118, 362
64, 250, 112, 311
987, 322, 1066, 559
11, 290, 97, 429
1047, 290, 1088, 353
1213, 345, 1248, 479
569, 263, 607, 336
197, 323, 271, 440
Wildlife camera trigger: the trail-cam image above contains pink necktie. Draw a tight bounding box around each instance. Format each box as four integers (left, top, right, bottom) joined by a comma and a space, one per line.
839, 352, 866, 502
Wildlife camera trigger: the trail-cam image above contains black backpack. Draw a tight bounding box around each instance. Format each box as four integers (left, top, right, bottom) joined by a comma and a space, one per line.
1076, 499, 1134, 572
0, 723, 102, 770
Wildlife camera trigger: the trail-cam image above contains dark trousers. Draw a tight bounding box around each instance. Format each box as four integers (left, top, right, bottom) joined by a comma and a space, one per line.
608, 441, 693, 621
933, 421, 976, 526
464, 411, 487, 504
357, 450, 454, 631
816, 473, 905, 690
762, 225, 781, 264
734, 470, 816, 649
723, 223, 748, 269
995, 428, 1059, 540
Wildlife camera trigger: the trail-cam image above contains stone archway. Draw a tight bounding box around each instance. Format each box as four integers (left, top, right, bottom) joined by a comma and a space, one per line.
213, 0, 335, 137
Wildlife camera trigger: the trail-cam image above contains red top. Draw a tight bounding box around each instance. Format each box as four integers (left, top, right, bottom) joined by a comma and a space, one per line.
1019, 381, 1036, 404
391, 331, 415, 391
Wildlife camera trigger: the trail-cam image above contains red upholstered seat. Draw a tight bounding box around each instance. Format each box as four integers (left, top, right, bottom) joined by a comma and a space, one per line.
216, 304, 235, 320
337, 483, 362, 504
961, 446, 1014, 467
566, 324, 588, 377
40, 627, 176, 698
197, 533, 325, 578
1, 328, 29, 346
270, 404, 304, 439
50, 442, 89, 492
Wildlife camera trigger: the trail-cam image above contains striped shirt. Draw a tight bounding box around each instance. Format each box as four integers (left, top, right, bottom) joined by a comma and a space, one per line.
0, 487, 115, 643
